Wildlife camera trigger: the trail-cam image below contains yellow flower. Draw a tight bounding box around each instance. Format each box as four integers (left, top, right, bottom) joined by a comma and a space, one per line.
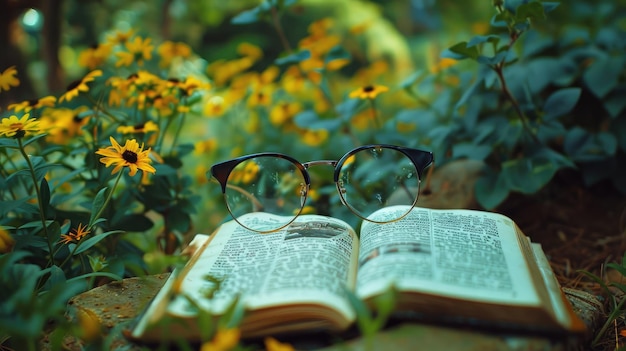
237, 42, 263, 61
76, 308, 102, 342
0, 228, 15, 254
325, 57, 350, 71
194, 139, 217, 155
0, 114, 41, 138
174, 75, 211, 97
264, 337, 295, 351
96, 136, 156, 177
300, 129, 328, 147
115, 36, 154, 67
0, 66, 20, 92
157, 41, 192, 68
106, 28, 135, 46
270, 102, 301, 127
430, 57, 457, 74
117, 120, 159, 135
280, 65, 306, 94
200, 328, 240, 351
41, 107, 90, 144
59, 223, 91, 244
8, 96, 57, 113
203, 96, 226, 117
349, 84, 389, 100
247, 86, 273, 107
78, 43, 112, 69
59, 70, 103, 103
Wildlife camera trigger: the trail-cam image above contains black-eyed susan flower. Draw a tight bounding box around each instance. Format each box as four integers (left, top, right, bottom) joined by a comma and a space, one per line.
8, 95, 57, 113
106, 28, 135, 46
117, 120, 159, 135
59, 223, 90, 244
59, 70, 103, 103
78, 43, 112, 69
40, 107, 90, 144
157, 41, 192, 68
270, 101, 301, 127
0, 114, 41, 138
96, 136, 156, 177
349, 84, 389, 100
115, 36, 154, 67
0, 66, 20, 92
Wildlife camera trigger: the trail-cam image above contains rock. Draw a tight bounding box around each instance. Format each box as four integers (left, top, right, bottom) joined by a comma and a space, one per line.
388, 159, 487, 209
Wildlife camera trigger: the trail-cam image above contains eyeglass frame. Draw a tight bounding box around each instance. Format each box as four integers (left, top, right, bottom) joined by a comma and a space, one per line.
209, 144, 434, 232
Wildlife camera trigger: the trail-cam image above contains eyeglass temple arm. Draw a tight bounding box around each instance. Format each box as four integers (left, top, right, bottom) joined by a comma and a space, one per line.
210, 178, 265, 212
421, 162, 435, 195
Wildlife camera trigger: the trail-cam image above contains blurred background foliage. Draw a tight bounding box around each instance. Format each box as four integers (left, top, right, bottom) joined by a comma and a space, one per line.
1, 0, 626, 348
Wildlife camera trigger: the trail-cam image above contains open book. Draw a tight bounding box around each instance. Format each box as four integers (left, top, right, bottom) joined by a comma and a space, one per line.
130, 206, 587, 342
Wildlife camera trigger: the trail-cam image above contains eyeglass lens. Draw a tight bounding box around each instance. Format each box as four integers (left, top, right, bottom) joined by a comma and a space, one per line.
224, 156, 307, 231
337, 147, 420, 222
221, 146, 423, 232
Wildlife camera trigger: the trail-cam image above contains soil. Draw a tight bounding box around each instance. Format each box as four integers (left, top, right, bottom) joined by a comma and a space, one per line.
497, 171, 626, 351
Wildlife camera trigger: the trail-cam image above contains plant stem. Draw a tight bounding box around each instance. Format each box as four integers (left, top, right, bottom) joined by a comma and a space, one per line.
492, 62, 539, 143
17, 138, 53, 265
368, 98, 382, 129
89, 171, 123, 230
270, 5, 292, 53
170, 106, 187, 155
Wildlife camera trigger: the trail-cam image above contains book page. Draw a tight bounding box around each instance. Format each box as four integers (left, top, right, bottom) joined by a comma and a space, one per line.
356, 206, 540, 305
166, 213, 359, 321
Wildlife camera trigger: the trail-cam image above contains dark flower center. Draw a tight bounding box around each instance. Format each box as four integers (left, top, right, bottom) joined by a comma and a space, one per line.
66, 79, 82, 92
122, 150, 138, 163
90, 43, 99, 49
14, 130, 26, 139
127, 73, 139, 80
72, 114, 82, 123
28, 99, 38, 106
363, 85, 374, 92
134, 123, 145, 130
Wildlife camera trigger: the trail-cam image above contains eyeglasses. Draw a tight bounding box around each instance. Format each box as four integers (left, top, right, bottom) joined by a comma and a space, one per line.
209, 144, 434, 233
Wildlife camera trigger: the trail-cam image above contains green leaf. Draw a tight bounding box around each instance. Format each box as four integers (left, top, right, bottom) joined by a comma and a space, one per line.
543, 88, 581, 120
73, 230, 123, 255
114, 214, 154, 232
324, 45, 351, 65
603, 88, 626, 118
274, 50, 311, 65
583, 56, 624, 98
66, 271, 122, 283
294, 110, 342, 131
467, 35, 500, 48
475, 171, 510, 209
21, 133, 48, 148
514, 1, 546, 22
451, 143, 492, 160
230, 1, 272, 24
399, 70, 424, 90
564, 127, 618, 162
89, 187, 108, 226
447, 42, 479, 60
501, 157, 559, 194
541, 2, 560, 13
